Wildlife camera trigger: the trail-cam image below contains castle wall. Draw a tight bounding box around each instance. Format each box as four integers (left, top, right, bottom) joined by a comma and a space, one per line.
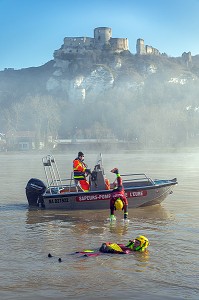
64, 37, 94, 48
146, 45, 160, 55
146, 45, 153, 54
152, 48, 160, 55
110, 38, 129, 51
55, 37, 95, 54
137, 38, 160, 55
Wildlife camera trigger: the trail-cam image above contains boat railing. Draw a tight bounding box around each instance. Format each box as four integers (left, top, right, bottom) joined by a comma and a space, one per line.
120, 173, 155, 186
45, 172, 85, 194
45, 172, 155, 194
42, 156, 155, 194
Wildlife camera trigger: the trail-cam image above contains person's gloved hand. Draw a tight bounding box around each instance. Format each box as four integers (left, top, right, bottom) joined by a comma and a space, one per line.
85, 168, 91, 174
110, 168, 119, 174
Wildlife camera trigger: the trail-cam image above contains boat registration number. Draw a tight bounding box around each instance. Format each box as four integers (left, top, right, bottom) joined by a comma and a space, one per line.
48, 197, 69, 204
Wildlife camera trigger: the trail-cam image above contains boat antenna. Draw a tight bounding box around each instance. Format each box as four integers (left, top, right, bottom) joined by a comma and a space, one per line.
98, 153, 103, 166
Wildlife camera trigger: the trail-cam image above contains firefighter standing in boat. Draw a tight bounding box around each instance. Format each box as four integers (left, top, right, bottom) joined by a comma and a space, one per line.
73, 151, 91, 192
110, 168, 128, 220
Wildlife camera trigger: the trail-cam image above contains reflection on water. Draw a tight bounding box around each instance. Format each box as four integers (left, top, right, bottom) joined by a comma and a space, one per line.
130, 204, 173, 221
26, 204, 172, 225
25, 205, 173, 242
109, 221, 129, 235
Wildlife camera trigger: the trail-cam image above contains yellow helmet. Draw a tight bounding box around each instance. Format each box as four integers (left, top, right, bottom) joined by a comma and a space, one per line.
135, 235, 149, 251
114, 198, 123, 210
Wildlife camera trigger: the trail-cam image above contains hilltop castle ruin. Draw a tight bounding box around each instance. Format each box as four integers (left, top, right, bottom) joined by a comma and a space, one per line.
54, 27, 129, 59
53, 27, 192, 65
54, 26, 164, 60
54, 26, 162, 59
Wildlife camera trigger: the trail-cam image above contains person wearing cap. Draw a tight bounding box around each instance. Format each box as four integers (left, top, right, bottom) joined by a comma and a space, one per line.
73, 152, 91, 192
109, 168, 128, 221
99, 235, 149, 253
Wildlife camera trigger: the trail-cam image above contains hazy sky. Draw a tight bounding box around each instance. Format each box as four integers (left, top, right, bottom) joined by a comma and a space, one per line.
0, 0, 198, 70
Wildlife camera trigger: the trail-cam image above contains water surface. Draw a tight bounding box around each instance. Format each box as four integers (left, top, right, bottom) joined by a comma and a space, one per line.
0, 151, 198, 299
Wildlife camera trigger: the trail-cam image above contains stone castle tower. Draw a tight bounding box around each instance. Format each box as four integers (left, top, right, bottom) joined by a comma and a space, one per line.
94, 27, 112, 47
136, 39, 146, 54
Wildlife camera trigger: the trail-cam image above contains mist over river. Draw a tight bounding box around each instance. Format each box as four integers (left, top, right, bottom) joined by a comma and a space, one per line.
0, 150, 198, 300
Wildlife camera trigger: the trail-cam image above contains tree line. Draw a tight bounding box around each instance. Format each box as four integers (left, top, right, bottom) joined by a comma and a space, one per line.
0, 75, 199, 149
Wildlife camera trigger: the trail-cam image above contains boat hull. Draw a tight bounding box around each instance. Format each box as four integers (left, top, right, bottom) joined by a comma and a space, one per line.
42, 180, 177, 210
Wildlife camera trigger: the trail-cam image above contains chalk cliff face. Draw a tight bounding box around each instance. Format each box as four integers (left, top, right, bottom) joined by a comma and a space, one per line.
44, 47, 197, 103
1, 25, 198, 106
42, 27, 197, 102
46, 61, 115, 102
1, 49, 199, 105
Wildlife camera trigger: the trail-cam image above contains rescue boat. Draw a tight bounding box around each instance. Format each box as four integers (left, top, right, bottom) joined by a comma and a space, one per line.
25, 154, 177, 210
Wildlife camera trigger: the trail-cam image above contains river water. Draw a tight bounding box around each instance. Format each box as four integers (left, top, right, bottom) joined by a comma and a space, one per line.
0, 151, 198, 300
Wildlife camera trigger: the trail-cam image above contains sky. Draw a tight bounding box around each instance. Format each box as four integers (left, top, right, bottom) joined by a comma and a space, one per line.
0, 0, 198, 71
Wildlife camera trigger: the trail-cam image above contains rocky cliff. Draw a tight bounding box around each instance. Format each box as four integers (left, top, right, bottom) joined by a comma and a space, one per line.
1, 50, 199, 104
1, 36, 199, 148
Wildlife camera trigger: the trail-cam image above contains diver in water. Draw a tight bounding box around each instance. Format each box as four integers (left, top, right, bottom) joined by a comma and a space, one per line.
99, 235, 149, 254
48, 236, 149, 261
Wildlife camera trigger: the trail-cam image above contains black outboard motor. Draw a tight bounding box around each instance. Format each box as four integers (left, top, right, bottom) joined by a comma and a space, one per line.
26, 178, 47, 207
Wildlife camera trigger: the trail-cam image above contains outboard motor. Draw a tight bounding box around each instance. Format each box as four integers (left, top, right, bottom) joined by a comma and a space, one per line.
26, 178, 46, 207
